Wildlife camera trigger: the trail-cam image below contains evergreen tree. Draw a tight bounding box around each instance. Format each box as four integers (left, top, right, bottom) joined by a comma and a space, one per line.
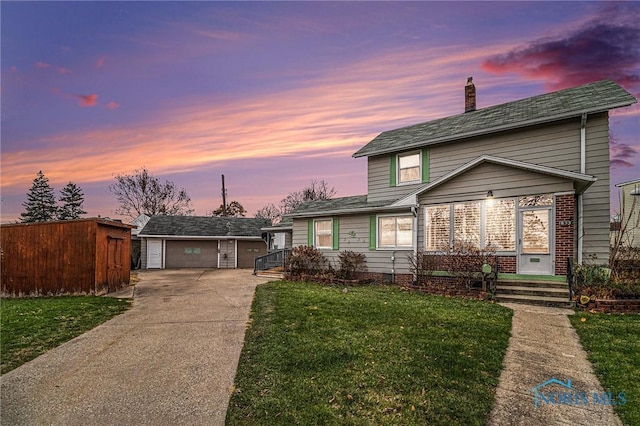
21, 171, 57, 222
58, 182, 87, 220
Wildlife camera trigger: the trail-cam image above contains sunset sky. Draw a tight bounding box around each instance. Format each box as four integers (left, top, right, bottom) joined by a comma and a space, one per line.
2, 1, 639, 223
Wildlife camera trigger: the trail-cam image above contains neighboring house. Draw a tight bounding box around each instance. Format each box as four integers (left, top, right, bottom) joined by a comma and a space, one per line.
261, 218, 293, 251
1, 218, 133, 295
286, 79, 636, 283
613, 178, 640, 248
138, 216, 270, 269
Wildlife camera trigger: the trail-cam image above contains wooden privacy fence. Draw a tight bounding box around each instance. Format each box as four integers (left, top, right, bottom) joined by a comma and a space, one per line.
1, 218, 133, 296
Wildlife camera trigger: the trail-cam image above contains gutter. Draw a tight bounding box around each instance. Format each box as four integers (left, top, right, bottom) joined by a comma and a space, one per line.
283, 203, 411, 219
577, 113, 587, 264
137, 235, 263, 240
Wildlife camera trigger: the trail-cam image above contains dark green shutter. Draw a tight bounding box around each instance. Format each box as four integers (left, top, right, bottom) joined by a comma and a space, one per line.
307, 219, 313, 246
389, 155, 397, 187
422, 149, 430, 183
369, 215, 377, 250
332, 218, 339, 250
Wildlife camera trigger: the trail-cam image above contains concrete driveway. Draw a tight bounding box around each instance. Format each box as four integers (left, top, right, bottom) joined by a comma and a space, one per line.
1, 269, 270, 425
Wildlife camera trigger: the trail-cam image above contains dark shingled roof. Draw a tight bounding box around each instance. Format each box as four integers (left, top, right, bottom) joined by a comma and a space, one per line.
286, 195, 394, 217
353, 79, 636, 158
139, 216, 270, 237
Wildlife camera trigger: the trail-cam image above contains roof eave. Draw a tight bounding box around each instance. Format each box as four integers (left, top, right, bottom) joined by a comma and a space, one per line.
138, 235, 263, 240
283, 203, 413, 219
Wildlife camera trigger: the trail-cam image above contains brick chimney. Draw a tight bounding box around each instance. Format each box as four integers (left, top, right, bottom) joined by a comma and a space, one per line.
465, 77, 476, 113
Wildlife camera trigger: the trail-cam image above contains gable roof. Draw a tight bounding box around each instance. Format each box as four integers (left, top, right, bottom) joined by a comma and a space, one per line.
393, 155, 597, 206
284, 195, 404, 218
138, 216, 270, 238
353, 79, 637, 158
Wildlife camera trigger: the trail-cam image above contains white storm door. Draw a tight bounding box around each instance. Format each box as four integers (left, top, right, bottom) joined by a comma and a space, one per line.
147, 240, 163, 269
518, 209, 552, 275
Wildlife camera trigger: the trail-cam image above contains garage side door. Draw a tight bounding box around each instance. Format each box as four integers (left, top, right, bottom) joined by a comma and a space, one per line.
237, 241, 268, 268
165, 240, 218, 268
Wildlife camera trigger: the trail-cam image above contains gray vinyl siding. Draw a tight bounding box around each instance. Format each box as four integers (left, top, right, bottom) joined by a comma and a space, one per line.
418, 162, 574, 205
292, 216, 413, 274
582, 113, 610, 263
367, 113, 611, 262
367, 154, 424, 202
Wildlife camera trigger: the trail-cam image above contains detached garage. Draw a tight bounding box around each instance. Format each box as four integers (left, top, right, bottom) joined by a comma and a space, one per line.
138, 216, 270, 269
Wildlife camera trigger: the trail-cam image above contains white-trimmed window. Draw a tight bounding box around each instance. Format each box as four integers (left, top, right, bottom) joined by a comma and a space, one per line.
485, 199, 515, 251
454, 201, 481, 247
425, 205, 450, 251
425, 198, 516, 252
398, 152, 420, 184
314, 219, 332, 249
378, 215, 413, 248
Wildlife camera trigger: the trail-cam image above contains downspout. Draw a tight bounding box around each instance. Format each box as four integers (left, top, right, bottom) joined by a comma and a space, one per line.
578, 113, 587, 264
411, 205, 418, 283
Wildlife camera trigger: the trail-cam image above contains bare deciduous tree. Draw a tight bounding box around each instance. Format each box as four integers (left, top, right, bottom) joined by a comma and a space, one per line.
257, 180, 336, 223
109, 168, 193, 218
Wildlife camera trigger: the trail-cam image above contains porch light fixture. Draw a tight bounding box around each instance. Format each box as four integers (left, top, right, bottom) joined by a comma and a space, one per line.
487, 190, 494, 198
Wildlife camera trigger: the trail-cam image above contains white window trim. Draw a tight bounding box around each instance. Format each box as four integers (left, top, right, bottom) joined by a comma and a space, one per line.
397, 151, 421, 186
314, 218, 333, 249
423, 198, 518, 254
377, 214, 414, 250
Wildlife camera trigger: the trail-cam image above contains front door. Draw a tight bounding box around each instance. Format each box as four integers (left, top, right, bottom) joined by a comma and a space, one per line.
147, 240, 163, 269
518, 209, 552, 275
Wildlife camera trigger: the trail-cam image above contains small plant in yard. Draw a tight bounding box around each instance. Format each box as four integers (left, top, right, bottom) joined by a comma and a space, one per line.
1, 296, 131, 374
570, 312, 640, 426
227, 281, 512, 425
336, 250, 367, 280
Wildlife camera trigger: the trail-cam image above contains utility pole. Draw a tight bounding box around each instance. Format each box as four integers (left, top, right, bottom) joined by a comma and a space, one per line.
221, 174, 228, 217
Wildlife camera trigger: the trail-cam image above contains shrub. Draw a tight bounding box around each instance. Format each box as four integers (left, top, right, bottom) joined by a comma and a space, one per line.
285, 246, 329, 277
443, 242, 496, 290
336, 250, 367, 280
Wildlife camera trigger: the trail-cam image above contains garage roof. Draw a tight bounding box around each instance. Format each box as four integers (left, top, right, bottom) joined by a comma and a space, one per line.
138, 216, 270, 238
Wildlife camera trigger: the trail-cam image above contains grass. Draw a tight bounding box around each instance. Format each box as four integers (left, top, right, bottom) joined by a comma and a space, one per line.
227, 281, 512, 425
570, 312, 640, 426
1, 296, 131, 374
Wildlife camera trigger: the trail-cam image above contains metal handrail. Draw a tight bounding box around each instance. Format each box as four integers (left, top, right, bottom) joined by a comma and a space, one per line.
566, 257, 574, 301
254, 249, 289, 274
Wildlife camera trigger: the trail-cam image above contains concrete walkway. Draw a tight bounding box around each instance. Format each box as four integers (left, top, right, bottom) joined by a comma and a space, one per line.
0, 269, 270, 426
489, 303, 622, 426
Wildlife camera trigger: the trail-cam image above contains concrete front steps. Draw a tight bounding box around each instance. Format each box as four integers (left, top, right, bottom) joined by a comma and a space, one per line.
495, 279, 574, 308
254, 269, 285, 280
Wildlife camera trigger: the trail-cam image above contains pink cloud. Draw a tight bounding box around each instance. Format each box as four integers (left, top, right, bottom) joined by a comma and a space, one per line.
96, 56, 106, 68
35, 61, 51, 69
106, 101, 120, 110
481, 5, 640, 92
57, 67, 72, 74
10, 66, 17, 73
75, 94, 98, 107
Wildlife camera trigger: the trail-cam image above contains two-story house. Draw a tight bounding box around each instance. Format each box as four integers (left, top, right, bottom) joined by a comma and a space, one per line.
286, 79, 636, 289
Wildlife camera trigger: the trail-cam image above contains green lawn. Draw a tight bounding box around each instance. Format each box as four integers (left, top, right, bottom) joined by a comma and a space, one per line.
1, 296, 131, 374
227, 281, 512, 425
570, 312, 640, 426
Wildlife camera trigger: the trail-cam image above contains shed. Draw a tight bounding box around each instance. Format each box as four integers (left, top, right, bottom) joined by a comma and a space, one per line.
138, 216, 270, 269
1, 218, 134, 296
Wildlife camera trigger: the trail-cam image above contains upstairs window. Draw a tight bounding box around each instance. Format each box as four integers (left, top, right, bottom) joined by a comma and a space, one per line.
398, 152, 420, 184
